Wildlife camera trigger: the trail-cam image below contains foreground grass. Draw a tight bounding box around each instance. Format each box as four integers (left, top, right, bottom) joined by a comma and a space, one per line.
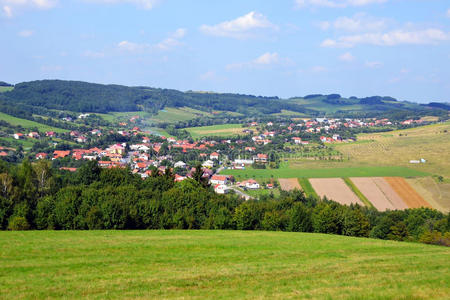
0, 231, 449, 299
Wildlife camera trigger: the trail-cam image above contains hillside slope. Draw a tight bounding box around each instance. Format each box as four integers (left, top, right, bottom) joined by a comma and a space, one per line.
0, 80, 447, 117
1, 230, 449, 299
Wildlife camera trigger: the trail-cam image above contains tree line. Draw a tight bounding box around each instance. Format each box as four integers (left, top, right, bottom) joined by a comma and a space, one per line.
0, 159, 448, 246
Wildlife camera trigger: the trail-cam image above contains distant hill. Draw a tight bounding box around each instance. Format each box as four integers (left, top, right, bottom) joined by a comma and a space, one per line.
0, 80, 447, 118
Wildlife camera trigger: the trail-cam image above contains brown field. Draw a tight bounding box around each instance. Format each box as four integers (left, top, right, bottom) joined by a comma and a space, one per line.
406, 177, 450, 213
309, 178, 363, 206
385, 177, 432, 209
279, 178, 301, 191
350, 178, 396, 211
372, 177, 408, 210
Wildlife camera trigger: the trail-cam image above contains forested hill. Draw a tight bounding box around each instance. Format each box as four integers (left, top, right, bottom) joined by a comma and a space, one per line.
0, 80, 448, 117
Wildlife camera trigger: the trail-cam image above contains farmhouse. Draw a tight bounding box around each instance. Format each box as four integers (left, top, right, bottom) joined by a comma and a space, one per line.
210, 152, 220, 160
13, 133, 24, 140
174, 161, 187, 168
243, 179, 260, 189
292, 137, 302, 144
36, 153, 48, 159
210, 175, 232, 185
214, 184, 230, 194
253, 154, 268, 163
28, 132, 40, 139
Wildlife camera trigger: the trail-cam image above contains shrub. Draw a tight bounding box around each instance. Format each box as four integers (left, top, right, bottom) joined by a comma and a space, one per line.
8, 216, 30, 231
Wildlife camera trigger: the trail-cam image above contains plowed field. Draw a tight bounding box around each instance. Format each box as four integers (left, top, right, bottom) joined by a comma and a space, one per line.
384, 177, 431, 208
279, 178, 301, 191
309, 178, 363, 206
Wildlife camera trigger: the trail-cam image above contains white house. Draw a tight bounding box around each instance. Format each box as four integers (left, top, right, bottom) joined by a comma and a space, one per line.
210, 175, 231, 185
244, 179, 260, 189
214, 184, 230, 194
174, 161, 187, 168
202, 160, 214, 168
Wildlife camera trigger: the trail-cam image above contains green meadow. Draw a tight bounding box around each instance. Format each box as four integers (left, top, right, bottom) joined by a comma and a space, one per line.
0, 112, 67, 133
0, 86, 13, 93
186, 123, 250, 138
0, 230, 448, 299
221, 165, 429, 180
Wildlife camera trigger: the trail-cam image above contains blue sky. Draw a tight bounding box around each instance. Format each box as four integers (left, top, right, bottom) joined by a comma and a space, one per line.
1, 0, 449, 103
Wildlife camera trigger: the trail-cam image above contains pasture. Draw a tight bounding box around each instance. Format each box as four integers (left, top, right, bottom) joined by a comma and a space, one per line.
406, 177, 450, 213
0, 86, 13, 92
221, 165, 428, 180
0, 112, 67, 133
335, 122, 450, 179
149, 107, 212, 124
1, 230, 449, 299
186, 124, 250, 138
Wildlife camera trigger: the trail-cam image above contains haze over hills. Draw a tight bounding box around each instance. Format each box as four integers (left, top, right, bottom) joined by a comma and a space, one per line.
0, 80, 448, 118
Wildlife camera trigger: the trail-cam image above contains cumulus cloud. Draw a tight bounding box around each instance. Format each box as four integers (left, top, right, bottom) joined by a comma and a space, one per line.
81, 0, 160, 9
331, 13, 387, 32
339, 52, 355, 62
295, 0, 387, 9
226, 52, 281, 70
1, 0, 57, 17
365, 61, 383, 68
321, 28, 450, 47
117, 28, 186, 53
18, 29, 34, 37
200, 11, 278, 39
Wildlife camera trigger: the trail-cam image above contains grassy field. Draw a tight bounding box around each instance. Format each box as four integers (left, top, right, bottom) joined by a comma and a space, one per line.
335, 122, 450, 179
149, 107, 212, 124
186, 124, 250, 138
0, 112, 67, 133
0, 230, 448, 299
221, 165, 428, 180
298, 178, 319, 198
0, 86, 13, 93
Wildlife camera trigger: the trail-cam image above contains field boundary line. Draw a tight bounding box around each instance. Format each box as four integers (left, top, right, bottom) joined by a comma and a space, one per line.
343, 178, 374, 208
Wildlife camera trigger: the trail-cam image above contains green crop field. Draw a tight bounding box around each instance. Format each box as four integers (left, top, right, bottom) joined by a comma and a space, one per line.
0, 230, 448, 299
221, 165, 428, 180
186, 124, 250, 138
0, 112, 67, 133
298, 178, 319, 198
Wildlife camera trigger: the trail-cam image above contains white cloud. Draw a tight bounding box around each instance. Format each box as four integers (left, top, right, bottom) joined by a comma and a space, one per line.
200, 71, 216, 81
226, 52, 281, 70
339, 52, 354, 62
365, 61, 383, 68
1, 0, 57, 17
117, 28, 186, 53
83, 50, 105, 58
332, 13, 387, 32
295, 0, 387, 9
321, 28, 450, 47
81, 0, 160, 9
447, 8, 450, 18
311, 66, 327, 72
156, 28, 186, 50
200, 11, 278, 39
18, 29, 34, 37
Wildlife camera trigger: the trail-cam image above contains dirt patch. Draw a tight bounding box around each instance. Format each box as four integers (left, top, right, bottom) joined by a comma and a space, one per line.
309, 178, 363, 206
279, 178, 301, 191
405, 177, 450, 213
384, 177, 432, 209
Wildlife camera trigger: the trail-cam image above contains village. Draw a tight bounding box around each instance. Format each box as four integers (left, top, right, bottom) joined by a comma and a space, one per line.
2, 114, 431, 197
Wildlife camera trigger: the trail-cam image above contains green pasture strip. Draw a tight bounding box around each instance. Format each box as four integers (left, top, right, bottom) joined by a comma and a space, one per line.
298, 178, 319, 199
343, 177, 374, 209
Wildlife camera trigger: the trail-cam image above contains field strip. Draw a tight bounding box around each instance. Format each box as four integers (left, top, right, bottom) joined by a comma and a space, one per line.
279, 178, 301, 191
350, 177, 395, 211
298, 178, 319, 198
344, 178, 374, 209
309, 178, 363, 206
384, 177, 432, 209
372, 177, 408, 210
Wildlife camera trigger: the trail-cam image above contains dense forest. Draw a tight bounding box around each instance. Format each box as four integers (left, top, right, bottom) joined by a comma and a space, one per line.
0, 80, 447, 118
0, 160, 448, 246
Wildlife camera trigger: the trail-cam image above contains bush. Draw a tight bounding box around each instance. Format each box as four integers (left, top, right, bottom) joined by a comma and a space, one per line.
8, 216, 30, 231
419, 231, 450, 247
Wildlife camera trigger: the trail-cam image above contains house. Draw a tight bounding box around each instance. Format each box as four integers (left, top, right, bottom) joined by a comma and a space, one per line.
53, 150, 70, 159
210, 152, 220, 160
175, 174, 186, 182
267, 122, 273, 126
243, 179, 260, 189
13, 133, 24, 140
253, 154, 268, 163
28, 132, 40, 139
0, 151, 8, 157
214, 184, 230, 194
107, 144, 125, 155
91, 129, 102, 136
292, 137, 302, 144
202, 160, 214, 168
78, 113, 90, 119
36, 153, 48, 160
250, 122, 258, 126
46, 131, 56, 138
60, 167, 77, 172
245, 147, 256, 152
76, 136, 87, 143
210, 175, 233, 185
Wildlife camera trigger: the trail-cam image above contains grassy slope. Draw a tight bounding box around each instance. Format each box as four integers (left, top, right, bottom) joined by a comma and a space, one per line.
0, 230, 448, 299
221, 165, 428, 180
335, 122, 450, 179
150, 107, 212, 124
186, 124, 250, 138
0, 112, 67, 133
